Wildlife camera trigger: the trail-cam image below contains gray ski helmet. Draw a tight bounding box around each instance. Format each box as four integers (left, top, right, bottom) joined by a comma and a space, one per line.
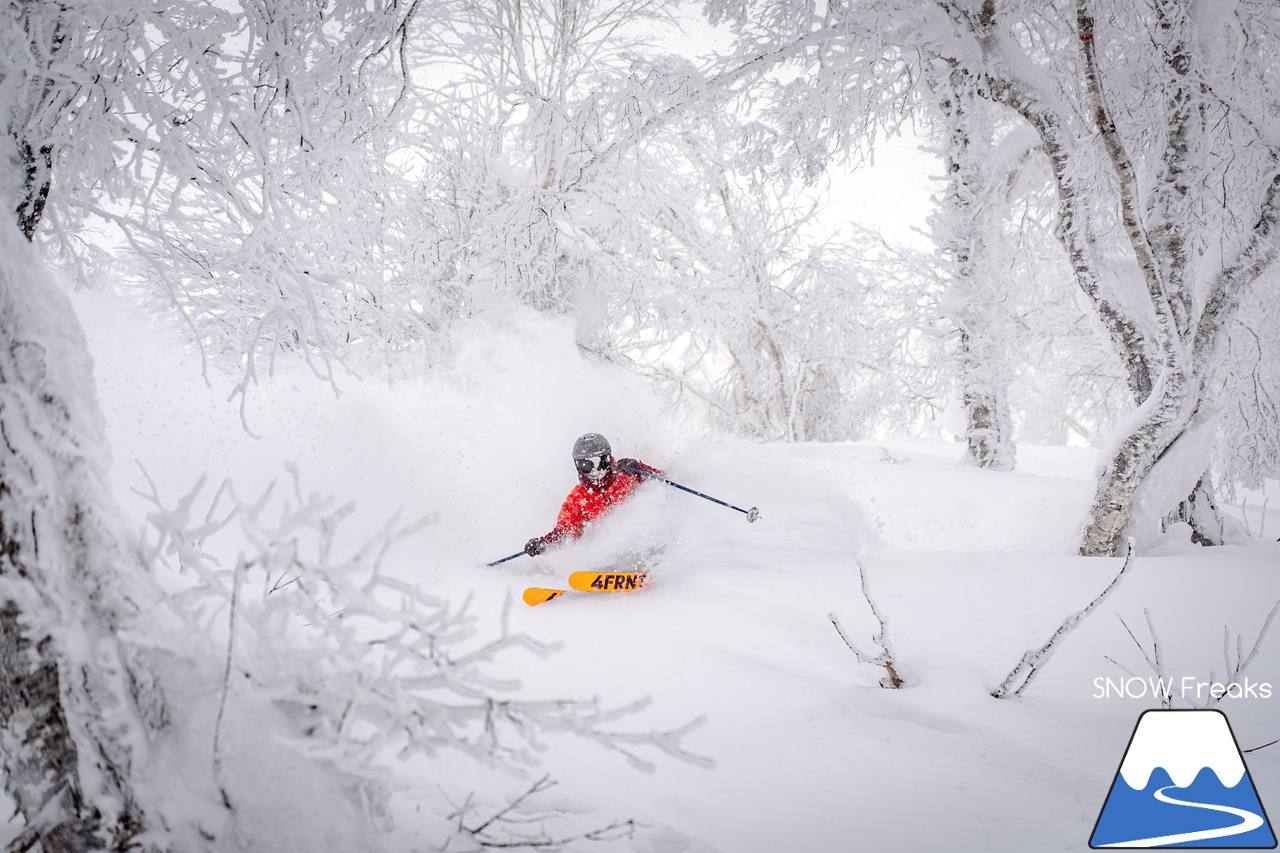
572, 433, 611, 461
572, 433, 613, 481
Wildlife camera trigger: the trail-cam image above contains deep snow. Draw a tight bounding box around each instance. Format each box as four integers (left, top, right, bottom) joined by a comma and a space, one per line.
57, 288, 1280, 852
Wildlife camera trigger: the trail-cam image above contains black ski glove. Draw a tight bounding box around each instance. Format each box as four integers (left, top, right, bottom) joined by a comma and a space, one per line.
615, 458, 640, 476
524, 537, 547, 557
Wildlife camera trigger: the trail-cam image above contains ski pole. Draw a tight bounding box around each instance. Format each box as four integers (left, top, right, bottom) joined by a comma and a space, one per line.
631, 468, 760, 522
486, 551, 526, 567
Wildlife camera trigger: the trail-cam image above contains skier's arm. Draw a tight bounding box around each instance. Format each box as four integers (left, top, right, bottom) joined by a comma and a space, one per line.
525, 489, 588, 555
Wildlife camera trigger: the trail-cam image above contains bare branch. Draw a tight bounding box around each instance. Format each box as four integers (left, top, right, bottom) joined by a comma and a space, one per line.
450, 774, 639, 850
1244, 739, 1279, 755
1205, 596, 1280, 707
830, 555, 904, 689
992, 539, 1135, 698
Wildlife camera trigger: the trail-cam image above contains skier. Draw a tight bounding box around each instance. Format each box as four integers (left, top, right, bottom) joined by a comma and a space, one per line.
524, 433, 662, 557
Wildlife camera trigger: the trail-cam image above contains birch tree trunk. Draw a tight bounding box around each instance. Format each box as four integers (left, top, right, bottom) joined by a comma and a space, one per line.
952, 0, 1280, 555
1071, 0, 1280, 555
933, 68, 1015, 470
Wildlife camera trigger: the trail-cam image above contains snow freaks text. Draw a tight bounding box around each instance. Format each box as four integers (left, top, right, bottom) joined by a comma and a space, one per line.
1093, 677, 1274, 702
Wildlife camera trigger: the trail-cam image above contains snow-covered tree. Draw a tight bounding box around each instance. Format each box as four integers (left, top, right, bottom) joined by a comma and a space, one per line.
929, 68, 1017, 469
99, 0, 430, 410
0, 4, 183, 846
391, 0, 696, 346
961, 0, 1280, 554
667, 174, 944, 443
702, 0, 1280, 554
1, 3, 417, 838
1214, 276, 1280, 499
927, 62, 1133, 463
0, 219, 163, 851
0, 3, 713, 847
390, 0, 914, 442
693, 0, 1030, 451
1, 0, 444, 422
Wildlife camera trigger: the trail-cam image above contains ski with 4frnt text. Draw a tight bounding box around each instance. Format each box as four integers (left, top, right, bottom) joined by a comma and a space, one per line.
569, 571, 648, 592
521, 571, 650, 606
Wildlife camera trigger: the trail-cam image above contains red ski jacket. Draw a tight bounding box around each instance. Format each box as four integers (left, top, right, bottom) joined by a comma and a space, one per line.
538, 459, 662, 548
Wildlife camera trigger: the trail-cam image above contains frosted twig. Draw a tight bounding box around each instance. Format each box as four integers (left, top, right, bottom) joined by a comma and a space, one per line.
589, 714, 716, 772
830, 555, 903, 688
466, 774, 557, 837
1206, 596, 1280, 708
992, 539, 1135, 698
212, 556, 244, 771
1114, 610, 1171, 708
830, 613, 904, 689
1147, 609, 1165, 683
132, 464, 238, 578
452, 774, 638, 849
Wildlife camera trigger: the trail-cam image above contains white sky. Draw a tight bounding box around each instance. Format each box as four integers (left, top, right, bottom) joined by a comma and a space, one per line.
827, 133, 940, 250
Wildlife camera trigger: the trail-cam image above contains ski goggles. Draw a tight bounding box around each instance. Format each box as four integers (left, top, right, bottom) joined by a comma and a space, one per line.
575, 454, 611, 476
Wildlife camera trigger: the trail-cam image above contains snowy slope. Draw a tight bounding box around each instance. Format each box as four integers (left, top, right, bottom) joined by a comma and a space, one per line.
72, 291, 1280, 853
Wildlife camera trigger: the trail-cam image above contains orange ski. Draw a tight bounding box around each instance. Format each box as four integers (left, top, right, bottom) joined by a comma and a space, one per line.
568, 571, 649, 593
522, 587, 565, 606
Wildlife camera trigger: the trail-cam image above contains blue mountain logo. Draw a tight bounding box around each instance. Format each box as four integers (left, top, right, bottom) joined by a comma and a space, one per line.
1091, 709, 1276, 848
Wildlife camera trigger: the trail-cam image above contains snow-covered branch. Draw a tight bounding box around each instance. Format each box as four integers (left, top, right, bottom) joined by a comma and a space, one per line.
830, 555, 904, 689
139, 468, 713, 795
446, 774, 638, 850
992, 540, 1135, 699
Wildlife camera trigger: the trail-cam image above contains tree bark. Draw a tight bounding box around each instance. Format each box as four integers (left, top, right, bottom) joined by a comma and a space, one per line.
1073, 0, 1280, 552
961, 0, 1280, 553
978, 63, 1157, 408
0, 222, 160, 850
1164, 477, 1224, 546
934, 68, 1015, 470
1078, 373, 1199, 556
14, 138, 53, 242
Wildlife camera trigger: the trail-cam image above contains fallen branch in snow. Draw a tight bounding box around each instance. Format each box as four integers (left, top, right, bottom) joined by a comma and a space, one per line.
830, 555, 904, 689
992, 539, 1136, 699
449, 773, 638, 850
